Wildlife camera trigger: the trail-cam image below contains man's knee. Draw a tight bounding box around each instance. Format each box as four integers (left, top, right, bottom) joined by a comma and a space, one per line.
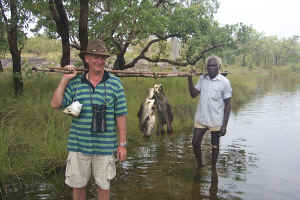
192, 128, 206, 147
192, 139, 201, 148
211, 131, 220, 147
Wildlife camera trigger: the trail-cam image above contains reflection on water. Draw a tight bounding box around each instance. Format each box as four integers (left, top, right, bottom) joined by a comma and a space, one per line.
191, 166, 218, 200
3, 88, 300, 200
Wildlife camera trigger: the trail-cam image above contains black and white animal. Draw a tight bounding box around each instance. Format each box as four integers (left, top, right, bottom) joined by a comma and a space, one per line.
137, 88, 156, 136
153, 83, 173, 135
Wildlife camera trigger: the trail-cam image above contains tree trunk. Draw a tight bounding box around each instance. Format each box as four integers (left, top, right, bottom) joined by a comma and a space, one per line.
60, 32, 70, 67
113, 54, 126, 70
265, 56, 267, 65
0, 60, 3, 72
241, 54, 247, 66
79, 0, 89, 69
49, 0, 70, 67
274, 55, 278, 65
7, 0, 23, 95
10, 41, 23, 96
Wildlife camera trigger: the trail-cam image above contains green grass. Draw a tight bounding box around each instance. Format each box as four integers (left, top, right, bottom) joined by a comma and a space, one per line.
1, 64, 300, 183
0, 73, 69, 180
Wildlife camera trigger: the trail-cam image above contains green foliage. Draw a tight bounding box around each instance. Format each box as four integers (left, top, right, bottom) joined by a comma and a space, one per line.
0, 0, 33, 45
221, 27, 300, 67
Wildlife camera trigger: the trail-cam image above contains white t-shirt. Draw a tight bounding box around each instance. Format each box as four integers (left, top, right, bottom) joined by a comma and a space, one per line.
194, 74, 232, 127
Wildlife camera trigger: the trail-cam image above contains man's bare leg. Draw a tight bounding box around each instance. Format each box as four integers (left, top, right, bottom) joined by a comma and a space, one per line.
97, 187, 110, 200
192, 128, 207, 168
211, 132, 220, 166
73, 187, 86, 200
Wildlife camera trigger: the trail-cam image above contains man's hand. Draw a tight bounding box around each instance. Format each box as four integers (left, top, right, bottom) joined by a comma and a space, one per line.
117, 146, 127, 162
219, 126, 227, 137
63, 65, 78, 80
188, 68, 197, 77
51, 65, 78, 109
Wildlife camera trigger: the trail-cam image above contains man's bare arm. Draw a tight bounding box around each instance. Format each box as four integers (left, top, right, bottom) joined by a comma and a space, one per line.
51, 65, 77, 108
188, 76, 200, 98
220, 98, 231, 135
116, 115, 127, 162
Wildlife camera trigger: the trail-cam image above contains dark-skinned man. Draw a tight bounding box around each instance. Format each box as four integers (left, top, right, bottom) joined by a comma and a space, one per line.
188, 55, 232, 168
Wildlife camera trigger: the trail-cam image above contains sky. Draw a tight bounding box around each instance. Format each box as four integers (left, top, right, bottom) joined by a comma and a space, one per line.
215, 0, 300, 38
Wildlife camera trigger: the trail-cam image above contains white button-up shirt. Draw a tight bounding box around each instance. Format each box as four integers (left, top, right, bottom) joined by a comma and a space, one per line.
194, 74, 232, 127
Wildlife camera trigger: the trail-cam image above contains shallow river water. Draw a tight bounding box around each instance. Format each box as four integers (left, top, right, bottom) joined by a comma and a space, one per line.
110, 89, 300, 200
5, 87, 300, 200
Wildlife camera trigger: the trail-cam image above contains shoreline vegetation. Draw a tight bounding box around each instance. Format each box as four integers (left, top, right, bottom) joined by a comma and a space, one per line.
1, 64, 300, 185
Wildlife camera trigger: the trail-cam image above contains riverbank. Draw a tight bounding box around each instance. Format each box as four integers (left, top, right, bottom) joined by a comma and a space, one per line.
1, 65, 300, 184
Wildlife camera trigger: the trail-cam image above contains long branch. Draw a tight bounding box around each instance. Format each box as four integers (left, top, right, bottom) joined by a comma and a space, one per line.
32, 66, 208, 78
124, 34, 179, 69
141, 43, 227, 66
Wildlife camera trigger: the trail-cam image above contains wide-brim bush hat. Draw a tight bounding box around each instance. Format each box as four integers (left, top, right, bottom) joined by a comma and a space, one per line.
79, 40, 110, 58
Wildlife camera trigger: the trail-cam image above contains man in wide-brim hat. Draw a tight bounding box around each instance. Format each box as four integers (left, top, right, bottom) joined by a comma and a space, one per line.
51, 39, 128, 200
79, 39, 110, 59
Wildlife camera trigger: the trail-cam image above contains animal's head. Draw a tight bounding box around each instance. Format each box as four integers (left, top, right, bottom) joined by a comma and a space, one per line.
153, 83, 163, 95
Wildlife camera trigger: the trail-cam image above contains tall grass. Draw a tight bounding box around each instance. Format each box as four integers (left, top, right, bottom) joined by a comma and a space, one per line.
0, 73, 69, 181
1, 64, 300, 183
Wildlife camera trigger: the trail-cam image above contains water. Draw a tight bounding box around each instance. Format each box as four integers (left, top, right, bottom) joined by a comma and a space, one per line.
220, 91, 300, 200
111, 90, 300, 200
4, 89, 300, 200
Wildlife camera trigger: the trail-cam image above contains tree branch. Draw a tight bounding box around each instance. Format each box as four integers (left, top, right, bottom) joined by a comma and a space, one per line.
79, 0, 88, 52
54, 0, 69, 34
189, 43, 226, 65
126, 41, 227, 69
143, 56, 189, 66
123, 34, 183, 69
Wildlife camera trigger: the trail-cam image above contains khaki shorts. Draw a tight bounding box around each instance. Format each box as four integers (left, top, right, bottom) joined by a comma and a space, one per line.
194, 122, 221, 132
65, 151, 116, 190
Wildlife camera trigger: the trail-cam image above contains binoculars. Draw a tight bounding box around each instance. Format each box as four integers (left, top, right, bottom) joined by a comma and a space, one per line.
91, 104, 107, 133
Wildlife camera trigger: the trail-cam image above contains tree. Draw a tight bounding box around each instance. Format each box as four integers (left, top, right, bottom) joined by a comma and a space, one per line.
276, 36, 300, 65
0, 0, 32, 95
31, 0, 249, 70
87, 0, 244, 69
29, 0, 72, 66
48, 0, 70, 66
29, 0, 90, 67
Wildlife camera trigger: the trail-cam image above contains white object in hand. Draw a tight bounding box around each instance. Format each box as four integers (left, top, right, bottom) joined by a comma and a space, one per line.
63, 101, 83, 117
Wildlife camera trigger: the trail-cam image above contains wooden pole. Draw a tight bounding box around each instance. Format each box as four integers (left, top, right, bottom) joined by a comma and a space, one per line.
32, 67, 230, 78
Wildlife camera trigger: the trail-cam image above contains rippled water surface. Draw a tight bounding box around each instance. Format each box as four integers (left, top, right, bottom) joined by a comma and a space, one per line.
115, 90, 300, 200
5, 89, 300, 200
